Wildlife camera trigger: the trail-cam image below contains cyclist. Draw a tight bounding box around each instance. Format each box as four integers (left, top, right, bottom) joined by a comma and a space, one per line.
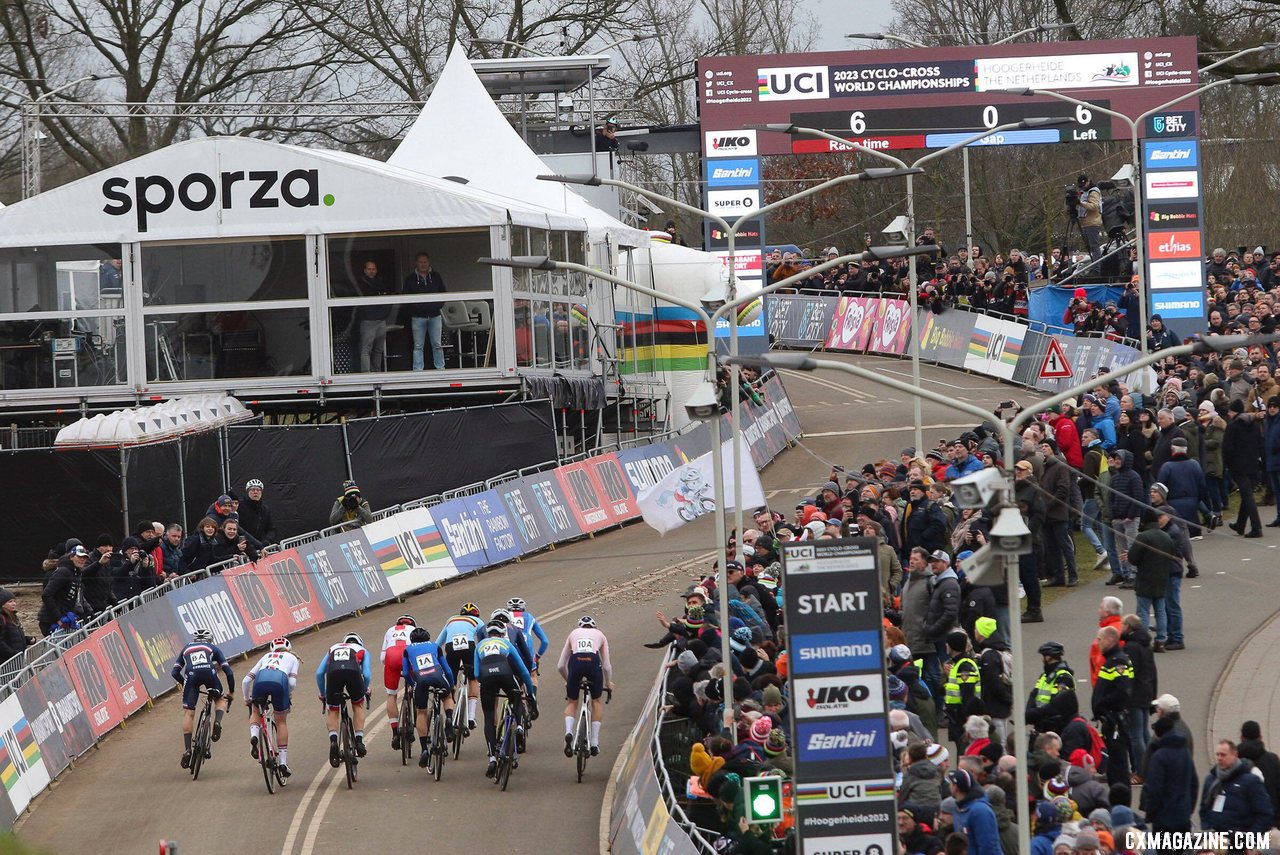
558, 615, 614, 757
474, 620, 531, 779
486, 608, 538, 720
242, 636, 299, 777
506, 597, 549, 685
400, 627, 454, 770
171, 628, 235, 769
438, 603, 483, 731
315, 631, 372, 767
381, 614, 417, 750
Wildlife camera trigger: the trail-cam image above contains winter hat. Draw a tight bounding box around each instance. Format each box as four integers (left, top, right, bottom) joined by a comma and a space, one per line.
901, 446, 917, 457
804, 520, 826, 537
947, 769, 975, 794
95, 533, 115, 548
888, 644, 913, 665
1036, 800, 1059, 826
1198, 400, 1215, 415
1052, 795, 1075, 822
821, 481, 840, 495
749, 716, 773, 743
676, 650, 699, 674
1052, 836, 1074, 854
1170, 437, 1188, 454
1069, 748, 1092, 768
1076, 829, 1100, 851
0, 589, 13, 608
926, 743, 950, 766
985, 784, 1007, 807
704, 678, 723, 703
1149, 482, 1168, 500
1110, 805, 1138, 829
730, 626, 753, 653
762, 685, 783, 707
684, 605, 705, 628
765, 728, 787, 756
938, 797, 958, 816
1170, 405, 1190, 421
1044, 777, 1071, 799
1088, 808, 1113, 830
887, 675, 909, 702
120, 536, 142, 553
974, 617, 998, 640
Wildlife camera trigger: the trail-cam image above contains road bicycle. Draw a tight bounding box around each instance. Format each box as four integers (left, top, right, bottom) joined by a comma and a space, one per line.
450, 670, 469, 760
423, 686, 449, 781
491, 691, 525, 791
337, 691, 359, 789
570, 678, 612, 783
189, 687, 222, 781
398, 685, 415, 766
254, 696, 288, 793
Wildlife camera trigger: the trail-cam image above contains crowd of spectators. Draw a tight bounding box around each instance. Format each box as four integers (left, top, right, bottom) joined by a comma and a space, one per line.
649, 332, 1280, 851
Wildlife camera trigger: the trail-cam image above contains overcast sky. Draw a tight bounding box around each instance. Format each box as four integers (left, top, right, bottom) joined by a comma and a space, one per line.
803, 0, 896, 51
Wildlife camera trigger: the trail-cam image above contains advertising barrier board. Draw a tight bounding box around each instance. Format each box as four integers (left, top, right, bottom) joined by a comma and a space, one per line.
295, 528, 392, 621
362, 506, 459, 594
115, 601, 186, 700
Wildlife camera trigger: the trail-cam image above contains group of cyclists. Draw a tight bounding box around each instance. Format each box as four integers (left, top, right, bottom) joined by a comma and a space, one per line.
169, 595, 615, 783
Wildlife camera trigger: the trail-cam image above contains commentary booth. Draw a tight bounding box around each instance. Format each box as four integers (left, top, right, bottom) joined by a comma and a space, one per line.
0, 135, 606, 410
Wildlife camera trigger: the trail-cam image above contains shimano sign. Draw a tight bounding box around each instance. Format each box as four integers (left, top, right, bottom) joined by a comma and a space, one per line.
102, 168, 328, 231
705, 158, 760, 187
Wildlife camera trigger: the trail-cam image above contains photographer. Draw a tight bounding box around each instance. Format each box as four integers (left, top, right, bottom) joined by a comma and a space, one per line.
1071, 174, 1104, 261
329, 479, 374, 528
111, 536, 160, 600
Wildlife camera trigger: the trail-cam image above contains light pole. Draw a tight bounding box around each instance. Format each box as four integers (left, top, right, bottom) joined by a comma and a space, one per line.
751, 117, 1074, 455
539, 165, 923, 563
723, 329, 1278, 855
847, 23, 1073, 47
998, 72, 1280, 386
845, 32, 928, 48
22, 74, 112, 198
482, 245, 938, 741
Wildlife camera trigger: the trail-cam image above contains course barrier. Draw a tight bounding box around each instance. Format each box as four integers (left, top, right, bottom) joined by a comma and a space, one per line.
0, 375, 802, 826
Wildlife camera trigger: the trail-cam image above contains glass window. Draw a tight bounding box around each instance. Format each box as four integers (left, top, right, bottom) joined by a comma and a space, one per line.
326, 231, 493, 299
568, 300, 589, 370
514, 298, 534, 368
329, 298, 496, 374
512, 227, 529, 257
0, 244, 122, 313
549, 231, 567, 262
532, 299, 553, 367
568, 234, 586, 266
0, 315, 127, 388
140, 239, 307, 306
143, 308, 310, 381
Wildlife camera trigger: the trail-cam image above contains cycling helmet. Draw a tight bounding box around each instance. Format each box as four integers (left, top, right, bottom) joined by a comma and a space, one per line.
271, 636, 291, 652
507, 597, 526, 611
410, 627, 430, 643
395, 614, 417, 627
490, 608, 512, 625
577, 615, 597, 629
246, 478, 265, 491
344, 632, 364, 646
485, 621, 506, 636
192, 628, 214, 643
1037, 641, 1065, 657
460, 603, 480, 618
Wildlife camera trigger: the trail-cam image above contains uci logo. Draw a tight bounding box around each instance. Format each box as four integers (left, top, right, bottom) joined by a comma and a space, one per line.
757, 65, 828, 101
103, 168, 332, 232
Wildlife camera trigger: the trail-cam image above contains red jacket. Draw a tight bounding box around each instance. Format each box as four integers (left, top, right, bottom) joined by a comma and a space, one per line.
1050, 414, 1083, 469
1089, 613, 1124, 686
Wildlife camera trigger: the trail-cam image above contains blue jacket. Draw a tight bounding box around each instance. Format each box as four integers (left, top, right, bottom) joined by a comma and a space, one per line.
1141, 730, 1197, 828
952, 790, 1002, 855
945, 454, 984, 481
1029, 823, 1060, 855
1157, 456, 1206, 521
1091, 413, 1117, 449
1200, 759, 1274, 833
1109, 450, 1146, 520
1265, 412, 1280, 472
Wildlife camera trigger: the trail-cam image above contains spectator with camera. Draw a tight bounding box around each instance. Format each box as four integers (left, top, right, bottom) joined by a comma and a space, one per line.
1070, 174, 1104, 261
111, 536, 160, 600
329, 479, 374, 528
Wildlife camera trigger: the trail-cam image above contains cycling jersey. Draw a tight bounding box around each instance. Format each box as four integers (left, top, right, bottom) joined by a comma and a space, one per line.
172, 642, 234, 710
474, 622, 536, 676
401, 640, 454, 708
474, 635, 530, 757
439, 615, 481, 681
315, 642, 372, 709
508, 609, 550, 659
380, 623, 414, 693
558, 627, 611, 701
242, 650, 300, 712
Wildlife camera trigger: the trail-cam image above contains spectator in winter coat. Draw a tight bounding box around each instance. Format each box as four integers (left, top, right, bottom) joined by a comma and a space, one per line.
157, 525, 186, 577
1107, 450, 1146, 584
237, 479, 278, 545
973, 618, 1012, 743
1237, 720, 1280, 819
1088, 597, 1124, 687
1200, 740, 1273, 833
945, 440, 985, 481
1124, 513, 1173, 650
899, 803, 945, 855
1223, 400, 1264, 536
110, 536, 161, 601
1121, 616, 1157, 774
1046, 407, 1083, 468
1198, 402, 1227, 527
1038, 439, 1077, 587
900, 743, 944, 807
181, 517, 221, 575
38, 546, 89, 636
1149, 409, 1184, 480
902, 481, 949, 561
949, 770, 1003, 855
0, 590, 30, 663
1156, 437, 1206, 538
1146, 314, 1180, 352
1264, 397, 1280, 526
1142, 715, 1197, 832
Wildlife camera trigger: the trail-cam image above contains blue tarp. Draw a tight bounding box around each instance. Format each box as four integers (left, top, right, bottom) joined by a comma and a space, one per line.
1029, 285, 1125, 329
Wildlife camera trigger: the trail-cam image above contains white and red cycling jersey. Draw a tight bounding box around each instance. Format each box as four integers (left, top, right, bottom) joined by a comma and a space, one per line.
381, 624, 414, 692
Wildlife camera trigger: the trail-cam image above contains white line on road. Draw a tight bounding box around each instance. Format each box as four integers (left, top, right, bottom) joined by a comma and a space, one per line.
778, 370, 874, 400
804, 424, 975, 438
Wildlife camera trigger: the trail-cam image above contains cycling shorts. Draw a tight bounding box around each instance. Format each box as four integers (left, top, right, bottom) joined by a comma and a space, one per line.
443, 637, 476, 681
252, 670, 291, 712
565, 654, 603, 701
383, 646, 406, 693
412, 674, 453, 709
182, 671, 224, 710
325, 670, 367, 710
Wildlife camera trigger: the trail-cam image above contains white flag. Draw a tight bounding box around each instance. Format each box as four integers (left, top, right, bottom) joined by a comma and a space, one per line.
636, 438, 766, 535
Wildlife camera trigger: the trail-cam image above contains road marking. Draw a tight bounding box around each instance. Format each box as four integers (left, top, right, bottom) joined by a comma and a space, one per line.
298, 708, 391, 855
804, 423, 975, 438
874, 365, 1010, 390
778, 369, 874, 400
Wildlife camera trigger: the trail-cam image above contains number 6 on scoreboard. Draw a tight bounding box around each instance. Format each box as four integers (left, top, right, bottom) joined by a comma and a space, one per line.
849, 111, 865, 134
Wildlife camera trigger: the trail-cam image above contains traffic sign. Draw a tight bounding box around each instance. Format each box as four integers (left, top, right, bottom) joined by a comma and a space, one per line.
744, 775, 784, 824
1038, 338, 1073, 380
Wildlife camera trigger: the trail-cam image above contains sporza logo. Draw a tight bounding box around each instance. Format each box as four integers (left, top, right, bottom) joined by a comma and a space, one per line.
103, 168, 331, 232
706, 158, 760, 187
704, 129, 758, 157
757, 65, 828, 101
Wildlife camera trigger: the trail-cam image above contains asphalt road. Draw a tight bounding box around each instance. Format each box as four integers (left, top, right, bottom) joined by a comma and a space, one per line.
22, 353, 1273, 853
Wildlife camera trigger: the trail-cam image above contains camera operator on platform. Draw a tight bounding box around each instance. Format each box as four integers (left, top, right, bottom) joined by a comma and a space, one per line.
1071, 173, 1105, 261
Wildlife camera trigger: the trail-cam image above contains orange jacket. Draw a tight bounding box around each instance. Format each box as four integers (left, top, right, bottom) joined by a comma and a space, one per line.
1089, 613, 1124, 686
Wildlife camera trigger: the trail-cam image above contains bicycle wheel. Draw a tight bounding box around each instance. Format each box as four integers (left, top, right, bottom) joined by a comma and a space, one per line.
191, 704, 209, 781
497, 717, 513, 791
432, 698, 446, 782
575, 711, 589, 783
451, 688, 466, 760
260, 715, 275, 794
341, 709, 356, 789
399, 693, 413, 766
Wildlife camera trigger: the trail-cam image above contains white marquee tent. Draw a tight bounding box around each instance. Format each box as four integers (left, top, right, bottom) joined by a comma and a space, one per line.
55, 395, 254, 448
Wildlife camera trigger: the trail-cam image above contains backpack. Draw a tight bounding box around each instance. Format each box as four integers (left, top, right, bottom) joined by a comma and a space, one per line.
1073, 715, 1109, 774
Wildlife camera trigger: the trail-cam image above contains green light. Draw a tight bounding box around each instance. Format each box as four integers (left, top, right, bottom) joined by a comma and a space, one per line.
744, 775, 784, 824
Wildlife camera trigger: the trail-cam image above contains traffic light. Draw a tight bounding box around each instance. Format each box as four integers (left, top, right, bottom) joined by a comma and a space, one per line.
744, 775, 784, 824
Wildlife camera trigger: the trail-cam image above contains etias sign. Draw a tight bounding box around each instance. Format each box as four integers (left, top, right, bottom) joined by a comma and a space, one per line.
102, 168, 333, 231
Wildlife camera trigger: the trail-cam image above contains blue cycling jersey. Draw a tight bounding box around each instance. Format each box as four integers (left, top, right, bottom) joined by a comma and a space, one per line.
509, 610, 549, 658
401, 641, 454, 685
171, 642, 234, 685
473, 634, 531, 686
438, 615, 482, 645
474, 623, 535, 671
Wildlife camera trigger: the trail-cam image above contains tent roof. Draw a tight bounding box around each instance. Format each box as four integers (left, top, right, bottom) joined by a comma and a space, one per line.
55, 394, 254, 448
390, 44, 648, 247
0, 136, 588, 247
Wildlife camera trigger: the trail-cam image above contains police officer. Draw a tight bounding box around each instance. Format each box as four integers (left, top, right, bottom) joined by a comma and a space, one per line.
943, 630, 983, 748
1092, 626, 1134, 787
1025, 641, 1076, 734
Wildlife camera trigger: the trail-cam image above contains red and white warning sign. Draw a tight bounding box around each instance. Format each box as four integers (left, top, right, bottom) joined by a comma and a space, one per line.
1038, 338, 1073, 380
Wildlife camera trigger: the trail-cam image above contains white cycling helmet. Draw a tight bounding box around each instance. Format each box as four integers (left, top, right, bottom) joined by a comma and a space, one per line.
271, 637, 291, 652
485, 621, 506, 636
192, 628, 214, 643
577, 616, 597, 629
343, 632, 363, 646
507, 597, 526, 611
490, 608, 512, 625
246, 478, 265, 491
